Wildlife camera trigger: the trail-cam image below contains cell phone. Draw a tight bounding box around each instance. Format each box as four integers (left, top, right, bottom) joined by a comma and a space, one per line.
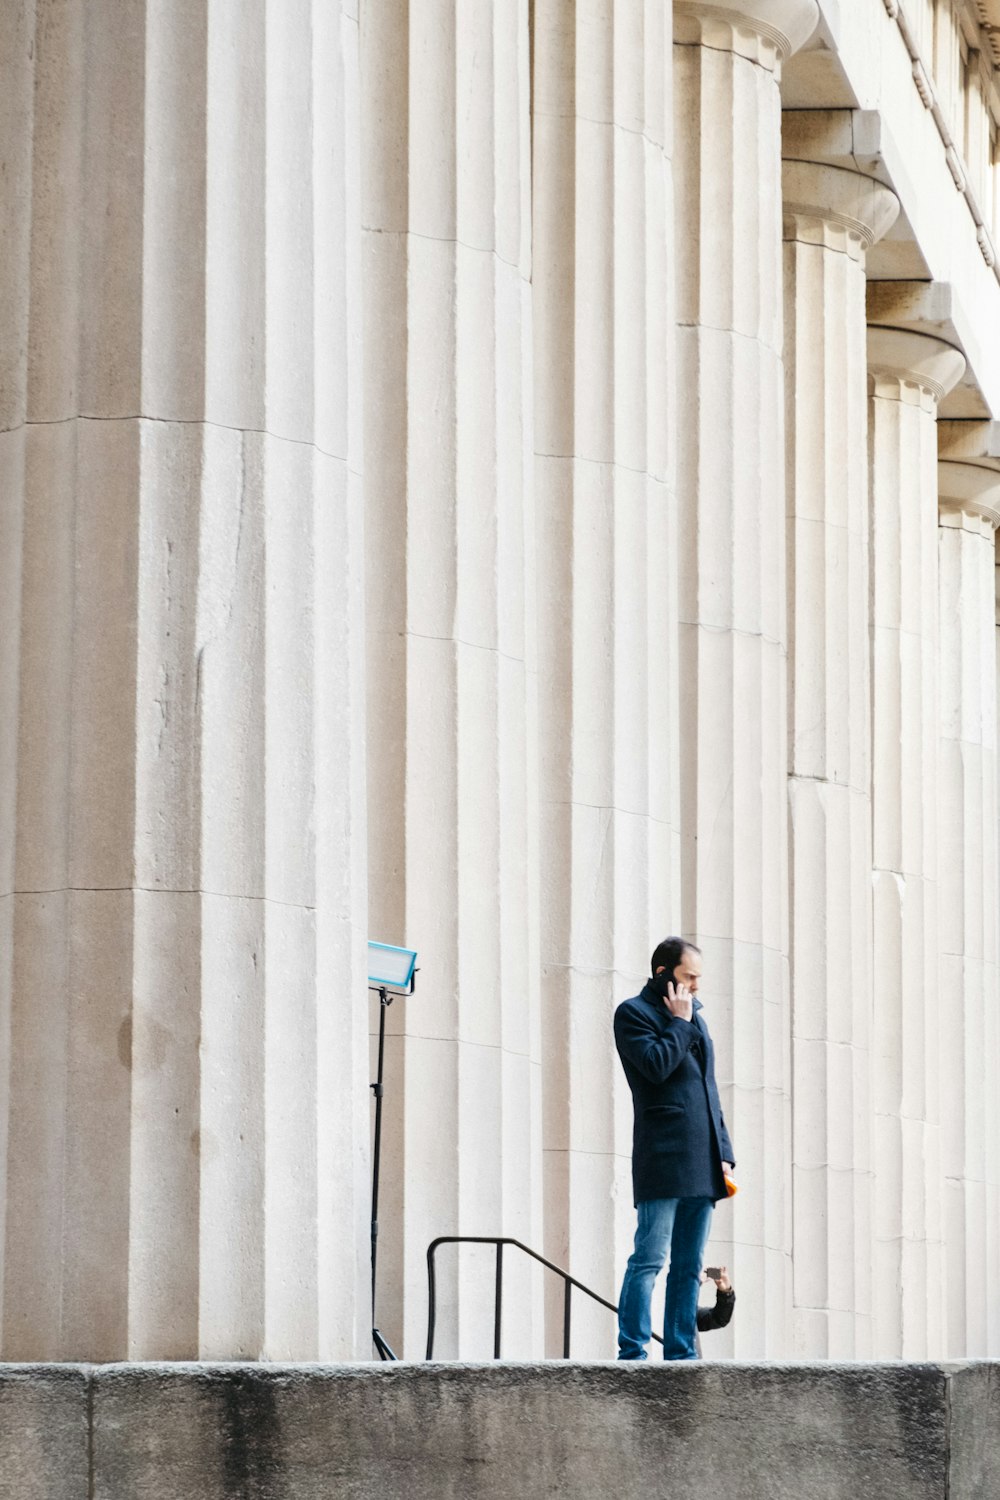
703, 1266, 723, 1280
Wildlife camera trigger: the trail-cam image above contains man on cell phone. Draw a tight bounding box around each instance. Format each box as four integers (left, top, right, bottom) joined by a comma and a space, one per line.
614, 937, 735, 1360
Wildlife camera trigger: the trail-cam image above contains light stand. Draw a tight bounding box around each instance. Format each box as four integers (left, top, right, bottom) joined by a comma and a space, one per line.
370, 983, 395, 1361
367, 941, 418, 1362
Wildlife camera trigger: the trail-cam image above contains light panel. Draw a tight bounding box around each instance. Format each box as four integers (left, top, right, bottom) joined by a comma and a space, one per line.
367, 940, 418, 992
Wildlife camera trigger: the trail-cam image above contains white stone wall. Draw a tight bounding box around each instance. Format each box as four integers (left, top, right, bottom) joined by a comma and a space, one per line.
2, 0, 1000, 1363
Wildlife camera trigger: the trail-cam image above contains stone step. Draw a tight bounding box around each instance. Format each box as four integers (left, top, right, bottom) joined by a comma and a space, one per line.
2, 1359, 997, 1499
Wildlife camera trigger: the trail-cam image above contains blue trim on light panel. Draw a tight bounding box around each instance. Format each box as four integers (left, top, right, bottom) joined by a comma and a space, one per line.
367, 941, 418, 989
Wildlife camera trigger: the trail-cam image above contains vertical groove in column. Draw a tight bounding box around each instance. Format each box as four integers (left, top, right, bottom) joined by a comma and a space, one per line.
936, 457, 1000, 1358
3, 421, 77, 1358
315, 0, 370, 1365
0, 417, 22, 1348
0, 0, 34, 435
6, 24, 88, 1325
0, 0, 36, 1352
867, 329, 964, 1359
359, 0, 410, 1361
26, 0, 85, 423
532, 0, 576, 1360
533, 0, 676, 1357
673, 0, 819, 1357
5, 0, 145, 1360
261, 0, 326, 1361
562, 0, 616, 1359
782, 162, 897, 1360
362, 0, 539, 1359
197, 0, 269, 1359
993, 535, 1000, 1355
3, 0, 368, 1361
128, 0, 209, 1362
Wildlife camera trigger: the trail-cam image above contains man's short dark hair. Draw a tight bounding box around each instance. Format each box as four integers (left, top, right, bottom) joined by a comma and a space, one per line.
650, 936, 701, 977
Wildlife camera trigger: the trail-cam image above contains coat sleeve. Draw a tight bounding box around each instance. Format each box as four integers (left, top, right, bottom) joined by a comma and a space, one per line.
696, 1288, 735, 1332
614, 1002, 701, 1085
718, 1108, 735, 1168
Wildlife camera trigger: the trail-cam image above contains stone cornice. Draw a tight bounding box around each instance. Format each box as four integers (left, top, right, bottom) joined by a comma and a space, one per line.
867, 327, 967, 408
938, 419, 1000, 465
674, 0, 819, 76
782, 161, 899, 262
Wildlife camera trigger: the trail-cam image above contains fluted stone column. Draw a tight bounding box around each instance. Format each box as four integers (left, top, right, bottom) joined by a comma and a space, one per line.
936, 425, 1000, 1358
995, 529, 1000, 1358
867, 328, 965, 1359
673, 0, 817, 1357
531, 1, 677, 1357
782, 162, 898, 1359
0, 2, 369, 1360
361, 2, 540, 1359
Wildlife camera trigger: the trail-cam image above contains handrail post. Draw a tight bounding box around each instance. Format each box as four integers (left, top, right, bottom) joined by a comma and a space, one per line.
425, 1240, 438, 1360
493, 1241, 503, 1359
562, 1279, 572, 1359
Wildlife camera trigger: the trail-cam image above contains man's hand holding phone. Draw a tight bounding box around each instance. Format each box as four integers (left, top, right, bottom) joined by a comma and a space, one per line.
665, 980, 694, 1022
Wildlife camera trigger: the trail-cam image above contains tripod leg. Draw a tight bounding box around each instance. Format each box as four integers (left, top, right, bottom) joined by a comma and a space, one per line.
372, 1327, 397, 1361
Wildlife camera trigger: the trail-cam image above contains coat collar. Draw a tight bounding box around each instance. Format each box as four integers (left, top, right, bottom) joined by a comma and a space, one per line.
639, 980, 704, 1015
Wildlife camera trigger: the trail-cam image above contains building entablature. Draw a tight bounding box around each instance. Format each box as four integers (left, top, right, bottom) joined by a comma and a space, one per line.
780, 0, 1000, 422
867, 281, 989, 416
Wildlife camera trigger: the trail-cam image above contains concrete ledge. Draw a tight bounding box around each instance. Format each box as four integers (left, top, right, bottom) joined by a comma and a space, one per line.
0, 1360, 997, 1498
0, 1366, 89, 1500
948, 1363, 1000, 1497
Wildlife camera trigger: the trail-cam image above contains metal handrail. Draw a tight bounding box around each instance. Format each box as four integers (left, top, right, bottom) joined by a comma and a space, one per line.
425, 1234, 663, 1360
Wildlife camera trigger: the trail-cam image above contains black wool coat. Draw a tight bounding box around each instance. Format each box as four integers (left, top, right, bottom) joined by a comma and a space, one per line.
614, 982, 735, 1206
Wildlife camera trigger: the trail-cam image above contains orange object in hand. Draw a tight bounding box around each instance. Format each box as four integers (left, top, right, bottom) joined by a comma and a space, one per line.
724, 1174, 739, 1197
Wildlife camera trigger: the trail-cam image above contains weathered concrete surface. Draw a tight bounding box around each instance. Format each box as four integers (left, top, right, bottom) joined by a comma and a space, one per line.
86, 1360, 992, 1500
0, 1366, 89, 1500
1, 1360, 997, 1498
948, 1362, 1000, 1497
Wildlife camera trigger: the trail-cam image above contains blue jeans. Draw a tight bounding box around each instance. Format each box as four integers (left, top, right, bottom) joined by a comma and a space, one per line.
617, 1197, 714, 1360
